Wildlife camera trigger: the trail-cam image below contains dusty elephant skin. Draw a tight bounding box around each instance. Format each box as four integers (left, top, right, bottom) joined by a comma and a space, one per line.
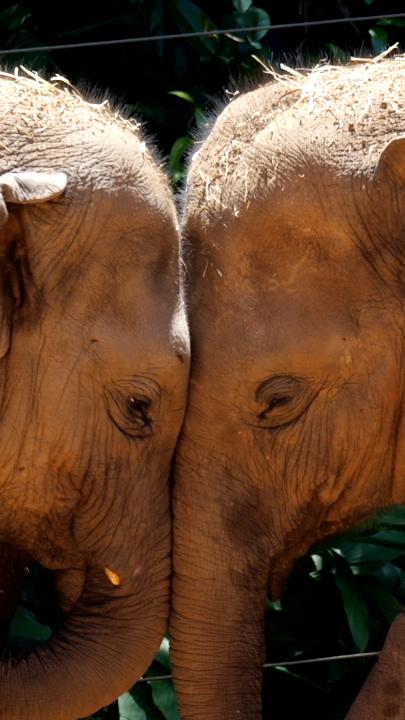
346, 612, 405, 719
0, 70, 189, 719
172, 56, 405, 719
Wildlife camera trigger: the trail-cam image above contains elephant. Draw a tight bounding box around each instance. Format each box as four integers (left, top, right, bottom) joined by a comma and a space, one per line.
346, 610, 405, 719
171, 56, 405, 719
0, 69, 189, 719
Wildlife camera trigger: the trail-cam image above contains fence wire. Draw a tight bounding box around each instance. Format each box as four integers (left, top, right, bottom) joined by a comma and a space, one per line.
139, 651, 380, 683
0, 12, 404, 55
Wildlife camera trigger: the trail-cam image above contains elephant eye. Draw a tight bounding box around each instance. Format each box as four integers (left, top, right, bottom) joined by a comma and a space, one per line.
255, 376, 316, 430
106, 388, 153, 439
257, 394, 291, 417
126, 396, 151, 428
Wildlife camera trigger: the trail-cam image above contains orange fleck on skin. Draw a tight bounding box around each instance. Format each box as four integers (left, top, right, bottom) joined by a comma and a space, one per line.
104, 568, 121, 586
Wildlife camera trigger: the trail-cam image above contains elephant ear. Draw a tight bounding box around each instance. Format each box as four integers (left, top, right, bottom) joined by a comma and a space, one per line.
0, 170, 68, 358
373, 137, 405, 184
0, 170, 68, 224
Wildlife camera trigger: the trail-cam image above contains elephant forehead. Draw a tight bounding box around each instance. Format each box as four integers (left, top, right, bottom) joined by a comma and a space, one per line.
185, 56, 405, 227
0, 71, 174, 218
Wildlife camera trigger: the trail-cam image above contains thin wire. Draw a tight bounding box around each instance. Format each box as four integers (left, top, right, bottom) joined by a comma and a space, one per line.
139, 651, 380, 683
263, 650, 380, 668
0, 13, 404, 55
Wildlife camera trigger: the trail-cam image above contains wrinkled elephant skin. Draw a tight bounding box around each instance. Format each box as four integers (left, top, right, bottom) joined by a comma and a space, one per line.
0, 71, 189, 719
172, 58, 405, 719
346, 612, 405, 719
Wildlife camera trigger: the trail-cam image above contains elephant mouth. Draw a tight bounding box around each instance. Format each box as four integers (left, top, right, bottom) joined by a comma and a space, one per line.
23, 537, 89, 613
5, 554, 123, 647
54, 566, 87, 612
27, 548, 88, 614
2, 553, 88, 649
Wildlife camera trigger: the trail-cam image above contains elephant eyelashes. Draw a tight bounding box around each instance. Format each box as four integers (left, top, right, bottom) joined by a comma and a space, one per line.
255, 376, 315, 430
106, 388, 153, 439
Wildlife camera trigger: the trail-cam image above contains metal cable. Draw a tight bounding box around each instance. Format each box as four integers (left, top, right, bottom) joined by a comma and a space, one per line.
0, 13, 404, 55
139, 651, 380, 683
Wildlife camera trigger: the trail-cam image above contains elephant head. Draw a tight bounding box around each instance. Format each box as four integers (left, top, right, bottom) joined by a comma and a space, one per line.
172, 57, 405, 719
0, 72, 189, 719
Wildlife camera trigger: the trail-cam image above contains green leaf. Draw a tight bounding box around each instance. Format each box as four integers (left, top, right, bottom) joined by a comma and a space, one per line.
336, 541, 405, 566
173, 0, 211, 30
369, 530, 405, 548
371, 506, 405, 527
373, 562, 404, 591
8, 607, 51, 643
154, 637, 172, 671
171, 0, 216, 54
226, 7, 271, 49
119, 691, 147, 720
232, 0, 252, 11
151, 680, 180, 720
0, 3, 32, 32
377, 18, 405, 27
230, 7, 270, 34
168, 136, 191, 183
369, 27, 388, 54
168, 91, 195, 104
359, 577, 402, 624
119, 684, 165, 720
149, 0, 164, 30
324, 43, 350, 62
333, 559, 370, 651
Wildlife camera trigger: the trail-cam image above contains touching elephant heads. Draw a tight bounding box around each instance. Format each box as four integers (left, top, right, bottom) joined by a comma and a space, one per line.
171, 57, 405, 720
0, 70, 189, 719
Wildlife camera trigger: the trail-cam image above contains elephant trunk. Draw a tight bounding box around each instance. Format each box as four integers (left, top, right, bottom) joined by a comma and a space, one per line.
0, 543, 170, 718
345, 611, 405, 719
171, 448, 269, 720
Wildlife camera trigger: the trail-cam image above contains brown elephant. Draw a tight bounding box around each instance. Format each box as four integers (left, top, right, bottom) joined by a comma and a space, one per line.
0, 70, 189, 719
346, 610, 405, 719
172, 56, 405, 719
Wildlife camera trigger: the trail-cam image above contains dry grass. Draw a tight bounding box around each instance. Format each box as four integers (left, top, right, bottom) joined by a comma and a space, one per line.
185, 49, 405, 225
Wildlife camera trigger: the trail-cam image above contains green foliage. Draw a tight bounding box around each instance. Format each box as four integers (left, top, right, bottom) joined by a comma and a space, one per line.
261, 510, 405, 718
